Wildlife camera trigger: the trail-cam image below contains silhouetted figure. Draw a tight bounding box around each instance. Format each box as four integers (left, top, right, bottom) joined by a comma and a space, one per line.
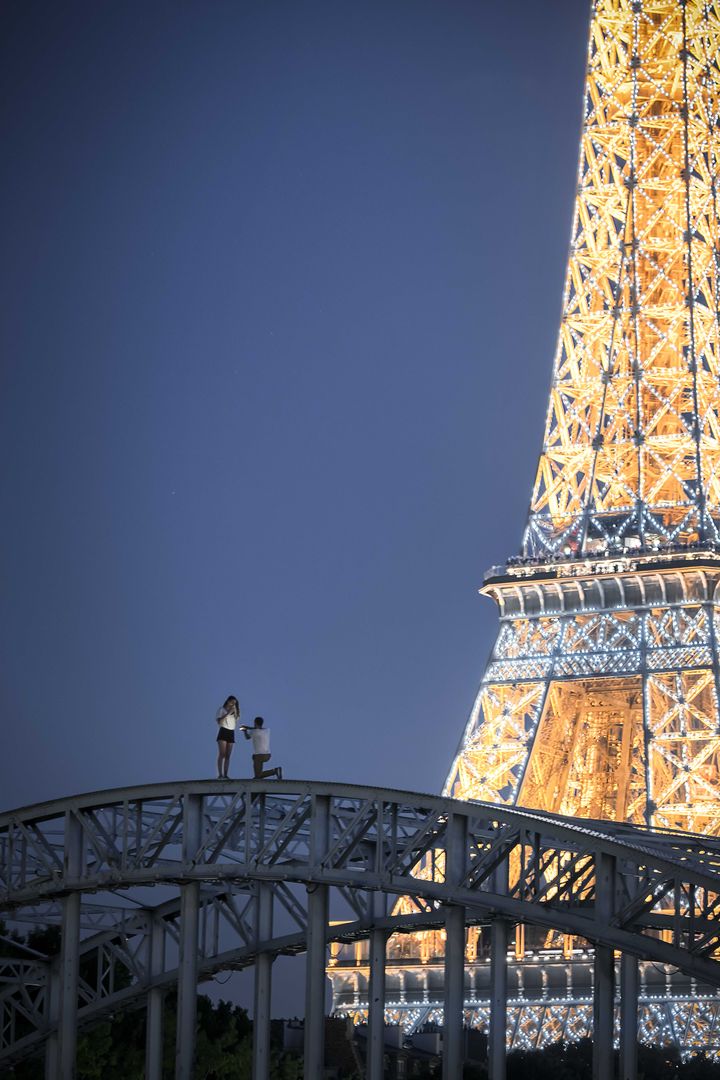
216, 695, 240, 779
243, 716, 282, 779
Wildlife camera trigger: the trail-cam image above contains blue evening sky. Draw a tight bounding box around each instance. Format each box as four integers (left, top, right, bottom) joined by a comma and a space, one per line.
1, 2, 588, 813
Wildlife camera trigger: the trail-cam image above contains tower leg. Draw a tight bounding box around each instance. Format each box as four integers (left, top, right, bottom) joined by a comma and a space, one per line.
620, 953, 638, 1080
489, 919, 509, 1080
593, 945, 614, 1080
252, 883, 274, 1080
443, 904, 465, 1080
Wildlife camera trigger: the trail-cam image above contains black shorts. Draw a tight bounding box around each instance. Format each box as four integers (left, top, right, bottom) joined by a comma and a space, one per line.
217, 727, 235, 744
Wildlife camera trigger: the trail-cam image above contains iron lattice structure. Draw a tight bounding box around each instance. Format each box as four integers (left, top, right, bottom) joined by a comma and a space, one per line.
4, 780, 720, 1073
448, 0, 720, 856
330, 0, 720, 1054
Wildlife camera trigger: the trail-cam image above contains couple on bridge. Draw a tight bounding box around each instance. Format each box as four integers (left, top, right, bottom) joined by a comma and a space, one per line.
215, 695, 283, 782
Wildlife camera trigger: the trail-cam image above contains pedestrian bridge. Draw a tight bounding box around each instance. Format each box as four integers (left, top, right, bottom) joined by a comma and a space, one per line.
2, 779, 720, 1079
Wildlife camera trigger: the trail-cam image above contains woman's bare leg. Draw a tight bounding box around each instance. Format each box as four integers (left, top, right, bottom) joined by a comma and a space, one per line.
223, 743, 233, 778
217, 743, 224, 778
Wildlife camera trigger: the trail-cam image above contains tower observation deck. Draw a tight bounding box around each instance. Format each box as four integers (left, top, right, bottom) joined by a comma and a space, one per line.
330, 0, 720, 1053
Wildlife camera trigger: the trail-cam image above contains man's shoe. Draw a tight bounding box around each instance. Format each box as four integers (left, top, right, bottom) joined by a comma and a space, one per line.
275, 767, 283, 780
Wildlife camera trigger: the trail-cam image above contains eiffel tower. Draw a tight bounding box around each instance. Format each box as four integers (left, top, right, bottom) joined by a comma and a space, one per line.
329, 0, 720, 1053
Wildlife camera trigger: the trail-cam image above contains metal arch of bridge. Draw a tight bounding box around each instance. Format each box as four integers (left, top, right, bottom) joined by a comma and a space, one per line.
4, 781, 720, 1080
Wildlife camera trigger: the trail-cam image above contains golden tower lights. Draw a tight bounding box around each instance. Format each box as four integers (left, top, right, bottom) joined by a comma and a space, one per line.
330, 0, 720, 1053
446, 0, 720, 837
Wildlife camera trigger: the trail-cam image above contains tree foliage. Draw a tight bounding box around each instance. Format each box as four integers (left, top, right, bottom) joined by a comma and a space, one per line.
505, 1040, 720, 1080
7, 990, 292, 1080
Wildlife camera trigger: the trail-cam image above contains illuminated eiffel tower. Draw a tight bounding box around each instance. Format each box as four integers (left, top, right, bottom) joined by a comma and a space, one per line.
445, 0, 720, 837
330, 0, 720, 1052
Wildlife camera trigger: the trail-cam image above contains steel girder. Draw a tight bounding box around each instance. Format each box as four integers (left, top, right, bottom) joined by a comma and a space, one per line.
0, 885, 472, 1067
4, 780, 720, 969
523, 0, 720, 556
438, 0, 720, 1057
1, 781, 720, 984
3, 779, 720, 1064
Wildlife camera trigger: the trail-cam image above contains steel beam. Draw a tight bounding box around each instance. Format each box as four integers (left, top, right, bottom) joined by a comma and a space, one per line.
489, 919, 509, 1080
175, 794, 202, 1080
44, 962, 60, 1080
304, 885, 328, 1077
145, 916, 166, 1080
443, 904, 465, 1080
175, 883, 200, 1080
252, 883, 274, 1080
59, 812, 82, 1080
593, 851, 615, 1080
593, 945, 614, 1080
7, 781, 720, 1072
367, 891, 388, 1080
304, 794, 330, 1080
442, 811, 468, 1080
620, 952, 638, 1080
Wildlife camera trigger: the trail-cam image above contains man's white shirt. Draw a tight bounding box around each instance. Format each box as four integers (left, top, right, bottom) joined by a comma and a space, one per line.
249, 728, 270, 754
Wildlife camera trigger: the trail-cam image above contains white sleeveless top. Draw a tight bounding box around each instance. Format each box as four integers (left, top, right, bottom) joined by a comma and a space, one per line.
216, 706, 237, 732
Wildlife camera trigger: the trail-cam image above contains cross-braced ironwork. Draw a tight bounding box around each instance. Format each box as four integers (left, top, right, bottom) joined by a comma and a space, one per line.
330, 0, 720, 1060
445, 0, 720, 834
4, 780, 720, 1078
526, 0, 720, 556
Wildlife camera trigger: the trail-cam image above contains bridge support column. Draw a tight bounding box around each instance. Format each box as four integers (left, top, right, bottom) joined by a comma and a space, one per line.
304, 883, 328, 1078
620, 952, 638, 1080
175, 885, 200, 1080
593, 945, 614, 1080
443, 811, 468, 1080
252, 882, 274, 1080
367, 892, 388, 1080
175, 794, 202, 1080
593, 852, 616, 1080
304, 794, 330, 1080
59, 811, 83, 1080
443, 904, 465, 1080
145, 916, 165, 1080
489, 919, 509, 1080
44, 962, 60, 1080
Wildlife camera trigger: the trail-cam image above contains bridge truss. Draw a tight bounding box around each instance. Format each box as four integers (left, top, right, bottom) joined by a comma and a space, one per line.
3, 781, 720, 1079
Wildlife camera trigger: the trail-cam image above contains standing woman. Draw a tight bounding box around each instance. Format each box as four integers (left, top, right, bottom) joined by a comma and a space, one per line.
216, 695, 239, 779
